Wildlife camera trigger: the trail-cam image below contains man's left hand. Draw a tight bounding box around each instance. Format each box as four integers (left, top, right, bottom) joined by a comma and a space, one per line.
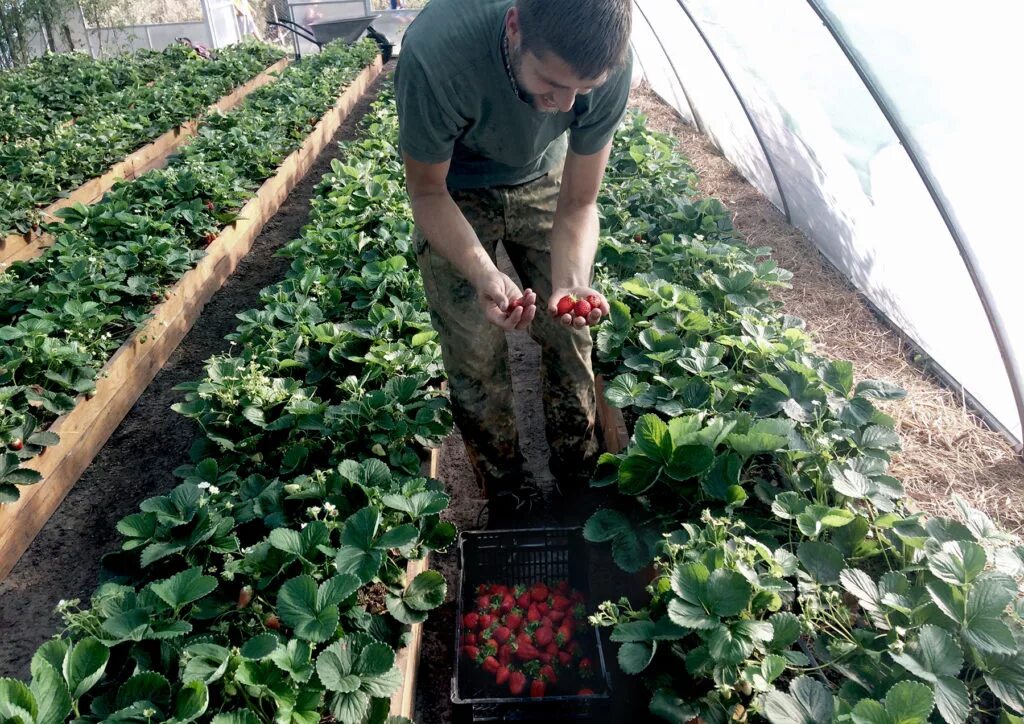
548, 287, 610, 328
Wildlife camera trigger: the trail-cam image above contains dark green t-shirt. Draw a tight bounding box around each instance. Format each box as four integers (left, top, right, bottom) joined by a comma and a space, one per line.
394, 0, 632, 190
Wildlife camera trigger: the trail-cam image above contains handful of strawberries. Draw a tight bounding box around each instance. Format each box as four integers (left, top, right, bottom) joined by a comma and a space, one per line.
461, 580, 597, 699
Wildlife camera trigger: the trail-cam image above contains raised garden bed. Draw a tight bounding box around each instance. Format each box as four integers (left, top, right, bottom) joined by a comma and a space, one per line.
0, 56, 383, 581
0, 57, 292, 266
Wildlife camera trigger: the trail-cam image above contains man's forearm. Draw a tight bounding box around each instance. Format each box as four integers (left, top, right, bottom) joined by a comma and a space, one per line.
550, 200, 600, 290
410, 190, 498, 288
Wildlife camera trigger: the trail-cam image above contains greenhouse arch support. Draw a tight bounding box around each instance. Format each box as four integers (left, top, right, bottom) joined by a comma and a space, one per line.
632, 1, 701, 134
671, 0, 792, 223
805, 0, 1024, 453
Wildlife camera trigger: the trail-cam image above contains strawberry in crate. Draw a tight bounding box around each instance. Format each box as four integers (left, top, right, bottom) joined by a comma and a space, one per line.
461, 580, 597, 698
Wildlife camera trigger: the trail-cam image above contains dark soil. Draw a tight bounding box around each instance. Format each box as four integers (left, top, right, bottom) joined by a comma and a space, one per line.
0, 67, 394, 680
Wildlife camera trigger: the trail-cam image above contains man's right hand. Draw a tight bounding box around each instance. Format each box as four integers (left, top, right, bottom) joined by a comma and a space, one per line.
474, 270, 536, 331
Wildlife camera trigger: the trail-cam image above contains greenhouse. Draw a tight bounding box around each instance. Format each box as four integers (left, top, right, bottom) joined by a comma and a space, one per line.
0, 0, 1021, 722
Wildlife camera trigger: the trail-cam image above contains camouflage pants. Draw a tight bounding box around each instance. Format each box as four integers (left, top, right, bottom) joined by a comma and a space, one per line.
413, 170, 598, 496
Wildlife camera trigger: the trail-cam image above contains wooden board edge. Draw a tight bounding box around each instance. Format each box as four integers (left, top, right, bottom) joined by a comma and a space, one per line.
0, 229, 41, 266
388, 438, 441, 718
389, 444, 440, 718
0, 57, 292, 267
0, 58, 384, 581
595, 374, 629, 454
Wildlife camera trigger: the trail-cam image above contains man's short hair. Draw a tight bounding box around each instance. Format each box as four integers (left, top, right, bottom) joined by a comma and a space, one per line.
517, 0, 632, 79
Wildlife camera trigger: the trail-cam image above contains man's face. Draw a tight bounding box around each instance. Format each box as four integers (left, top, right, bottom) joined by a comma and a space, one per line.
506, 10, 609, 113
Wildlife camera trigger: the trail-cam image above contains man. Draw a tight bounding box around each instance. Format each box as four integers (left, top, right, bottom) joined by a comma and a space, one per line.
395, 0, 632, 523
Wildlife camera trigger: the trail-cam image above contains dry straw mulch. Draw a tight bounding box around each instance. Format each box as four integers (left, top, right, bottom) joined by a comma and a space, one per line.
627, 82, 1024, 532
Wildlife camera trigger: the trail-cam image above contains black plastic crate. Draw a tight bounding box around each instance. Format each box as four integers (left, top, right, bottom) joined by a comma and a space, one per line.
451, 527, 613, 722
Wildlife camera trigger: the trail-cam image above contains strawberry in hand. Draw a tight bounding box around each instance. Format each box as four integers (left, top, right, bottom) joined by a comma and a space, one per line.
549, 288, 609, 328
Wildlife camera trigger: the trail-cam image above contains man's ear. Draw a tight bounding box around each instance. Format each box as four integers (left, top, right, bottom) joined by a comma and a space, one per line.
506, 6, 521, 43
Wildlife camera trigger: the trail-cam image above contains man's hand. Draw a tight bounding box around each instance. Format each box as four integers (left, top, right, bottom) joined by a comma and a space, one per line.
476, 270, 537, 331
548, 287, 609, 328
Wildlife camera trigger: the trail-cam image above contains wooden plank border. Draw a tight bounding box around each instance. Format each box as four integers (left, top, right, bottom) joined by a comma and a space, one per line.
390, 441, 442, 718
0, 57, 292, 266
0, 56, 384, 581
595, 374, 630, 454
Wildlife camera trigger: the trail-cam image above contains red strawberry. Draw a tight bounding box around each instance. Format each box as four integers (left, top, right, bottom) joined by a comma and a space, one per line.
205, 201, 215, 211
500, 594, 515, 614
464, 612, 479, 630
578, 688, 595, 696
485, 638, 499, 653
535, 627, 554, 647
496, 665, 511, 686
9, 439, 23, 451
539, 653, 553, 665
527, 606, 541, 624
482, 656, 500, 674
538, 603, 550, 616
556, 295, 575, 316
204, 231, 217, 244
571, 591, 585, 604
558, 651, 573, 667
580, 657, 593, 676
556, 580, 571, 595
540, 664, 558, 685
464, 633, 478, 646
530, 679, 546, 698
634, 232, 643, 241
506, 612, 523, 631
477, 594, 492, 611
517, 592, 531, 609
509, 671, 527, 696
586, 294, 602, 309
493, 626, 511, 645
549, 610, 565, 624
556, 624, 573, 646
479, 614, 493, 630
573, 299, 592, 317
498, 644, 513, 666
463, 645, 480, 660
552, 595, 572, 612
530, 583, 549, 602
515, 643, 540, 661
544, 643, 559, 656
507, 297, 523, 312
264, 614, 281, 630
517, 632, 532, 648
237, 585, 253, 609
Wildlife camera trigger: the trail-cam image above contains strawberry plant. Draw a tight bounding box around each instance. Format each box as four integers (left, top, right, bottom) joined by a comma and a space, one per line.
11, 83, 452, 722
0, 40, 378, 503
580, 112, 1024, 722
0, 40, 285, 238
0, 47, 169, 129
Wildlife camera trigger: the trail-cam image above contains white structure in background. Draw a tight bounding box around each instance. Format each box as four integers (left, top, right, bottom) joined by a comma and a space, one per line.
631, 0, 1024, 450
26, 0, 261, 57
283, 0, 373, 58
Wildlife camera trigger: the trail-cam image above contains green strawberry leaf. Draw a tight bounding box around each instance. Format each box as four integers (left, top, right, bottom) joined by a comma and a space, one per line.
764, 676, 834, 724
798, 540, 846, 585
62, 637, 109, 699
150, 567, 217, 610
618, 641, 655, 674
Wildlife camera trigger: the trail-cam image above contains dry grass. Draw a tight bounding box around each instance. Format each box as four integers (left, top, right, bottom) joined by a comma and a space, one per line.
627, 81, 1024, 532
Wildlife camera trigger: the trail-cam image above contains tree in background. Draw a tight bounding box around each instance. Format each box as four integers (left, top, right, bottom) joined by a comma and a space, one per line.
0, 0, 131, 66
